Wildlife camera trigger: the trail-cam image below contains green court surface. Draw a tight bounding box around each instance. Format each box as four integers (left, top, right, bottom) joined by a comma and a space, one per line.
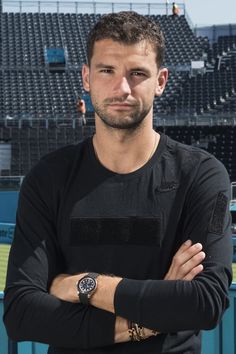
233, 263, 236, 283
0, 244, 11, 292
0, 248, 236, 292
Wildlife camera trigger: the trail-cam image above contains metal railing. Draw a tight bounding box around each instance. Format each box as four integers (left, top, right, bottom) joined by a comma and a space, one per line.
2, 1, 186, 16
0, 176, 24, 190
1, 112, 236, 128
231, 182, 236, 206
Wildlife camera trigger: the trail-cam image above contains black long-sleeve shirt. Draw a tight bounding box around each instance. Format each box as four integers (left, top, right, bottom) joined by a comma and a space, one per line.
4, 133, 232, 353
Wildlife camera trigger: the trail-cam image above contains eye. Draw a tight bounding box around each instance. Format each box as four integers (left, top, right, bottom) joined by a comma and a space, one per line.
131, 71, 147, 77
100, 69, 113, 74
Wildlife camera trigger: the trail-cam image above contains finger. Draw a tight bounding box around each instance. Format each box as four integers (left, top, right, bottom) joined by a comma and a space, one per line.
183, 264, 204, 281
173, 243, 203, 267
175, 239, 193, 256
180, 251, 206, 278
167, 250, 205, 280
164, 243, 204, 281
184, 251, 206, 269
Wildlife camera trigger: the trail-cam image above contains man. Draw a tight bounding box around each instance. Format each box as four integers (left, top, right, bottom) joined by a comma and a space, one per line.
4, 11, 232, 354
76, 96, 87, 125
172, 2, 180, 16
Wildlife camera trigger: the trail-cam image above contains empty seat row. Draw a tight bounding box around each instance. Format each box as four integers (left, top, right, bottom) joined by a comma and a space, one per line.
0, 125, 235, 181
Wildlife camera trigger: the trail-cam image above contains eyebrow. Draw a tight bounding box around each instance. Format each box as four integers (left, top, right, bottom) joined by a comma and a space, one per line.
130, 67, 152, 75
95, 63, 115, 69
95, 63, 152, 75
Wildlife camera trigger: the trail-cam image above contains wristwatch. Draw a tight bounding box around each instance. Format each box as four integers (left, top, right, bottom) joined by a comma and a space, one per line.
77, 272, 99, 305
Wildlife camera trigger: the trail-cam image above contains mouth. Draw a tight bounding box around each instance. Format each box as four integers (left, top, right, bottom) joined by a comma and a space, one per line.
107, 103, 135, 110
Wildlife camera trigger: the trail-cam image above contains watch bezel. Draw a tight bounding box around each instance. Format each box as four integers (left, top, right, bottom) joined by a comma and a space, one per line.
77, 273, 99, 304
77, 275, 97, 296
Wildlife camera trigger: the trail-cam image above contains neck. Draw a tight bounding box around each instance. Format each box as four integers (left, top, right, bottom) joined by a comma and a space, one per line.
93, 126, 159, 174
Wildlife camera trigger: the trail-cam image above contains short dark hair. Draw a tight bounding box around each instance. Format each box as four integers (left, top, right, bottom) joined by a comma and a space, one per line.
86, 11, 165, 68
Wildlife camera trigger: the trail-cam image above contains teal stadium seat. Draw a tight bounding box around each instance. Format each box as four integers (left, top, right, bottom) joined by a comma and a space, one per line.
0, 223, 15, 354
0, 292, 9, 354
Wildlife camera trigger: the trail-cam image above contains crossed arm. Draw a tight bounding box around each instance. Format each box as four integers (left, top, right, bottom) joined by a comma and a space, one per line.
4, 155, 232, 349
50, 239, 205, 343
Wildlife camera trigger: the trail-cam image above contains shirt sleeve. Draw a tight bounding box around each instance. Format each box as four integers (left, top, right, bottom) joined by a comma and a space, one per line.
114, 155, 233, 333
3, 160, 115, 349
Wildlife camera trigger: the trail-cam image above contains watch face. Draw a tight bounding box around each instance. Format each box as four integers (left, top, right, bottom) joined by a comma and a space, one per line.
78, 276, 96, 295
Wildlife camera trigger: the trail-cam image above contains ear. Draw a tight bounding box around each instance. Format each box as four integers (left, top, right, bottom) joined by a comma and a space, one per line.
82, 64, 90, 92
155, 68, 168, 97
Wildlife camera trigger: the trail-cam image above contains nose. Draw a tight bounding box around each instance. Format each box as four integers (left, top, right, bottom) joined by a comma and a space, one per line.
113, 76, 132, 96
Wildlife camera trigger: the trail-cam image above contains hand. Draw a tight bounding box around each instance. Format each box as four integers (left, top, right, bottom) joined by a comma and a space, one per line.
114, 240, 206, 343
164, 240, 205, 281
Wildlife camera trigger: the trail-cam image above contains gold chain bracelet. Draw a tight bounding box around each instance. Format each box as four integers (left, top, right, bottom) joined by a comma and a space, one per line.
128, 321, 159, 341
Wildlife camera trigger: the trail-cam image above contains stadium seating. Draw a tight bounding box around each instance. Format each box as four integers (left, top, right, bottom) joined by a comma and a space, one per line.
0, 12, 236, 120
0, 11, 236, 180
158, 125, 236, 181
0, 123, 235, 181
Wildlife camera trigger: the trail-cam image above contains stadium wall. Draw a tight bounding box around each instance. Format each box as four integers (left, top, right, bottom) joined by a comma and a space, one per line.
0, 191, 18, 223
195, 23, 236, 43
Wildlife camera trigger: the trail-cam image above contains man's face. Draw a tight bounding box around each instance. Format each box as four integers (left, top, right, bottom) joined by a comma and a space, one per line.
82, 39, 167, 130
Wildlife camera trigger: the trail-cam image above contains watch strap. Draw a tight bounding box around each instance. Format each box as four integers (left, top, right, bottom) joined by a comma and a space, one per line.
87, 272, 99, 279
79, 292, 89, 305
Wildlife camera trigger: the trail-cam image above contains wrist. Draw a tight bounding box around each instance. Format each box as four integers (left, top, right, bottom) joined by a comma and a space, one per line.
128, 321, 159, 341
114, 317, 130, 343
90, 274, 122, 313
